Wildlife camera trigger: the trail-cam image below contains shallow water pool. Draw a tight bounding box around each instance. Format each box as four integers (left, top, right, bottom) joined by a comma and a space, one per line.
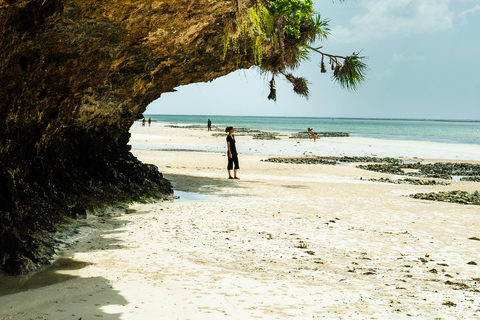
173, 190, 221, 202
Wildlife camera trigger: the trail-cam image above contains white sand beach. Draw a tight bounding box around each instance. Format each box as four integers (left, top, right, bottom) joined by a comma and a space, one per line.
1, 122, 479, 320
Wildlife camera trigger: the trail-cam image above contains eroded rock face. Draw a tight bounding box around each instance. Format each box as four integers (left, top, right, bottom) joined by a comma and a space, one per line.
0, 0, 259, 274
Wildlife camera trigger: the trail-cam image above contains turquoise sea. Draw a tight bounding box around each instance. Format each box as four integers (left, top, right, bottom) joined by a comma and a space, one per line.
144, 115, 480, 146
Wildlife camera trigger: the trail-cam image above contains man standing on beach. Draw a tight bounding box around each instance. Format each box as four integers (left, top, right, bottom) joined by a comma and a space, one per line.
207, 119, 212, 131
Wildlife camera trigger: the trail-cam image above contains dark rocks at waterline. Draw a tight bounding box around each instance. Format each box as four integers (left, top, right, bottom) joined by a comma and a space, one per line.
366, 178, 451, 186
403, 162, 480, 179
289, 132, 349, 139
212, 130, 281, 140
319, 132, 349, 137
207, 131, 349, 139
289, 133, 315, 139
338, 156, 402, 164
460, 176, 480, 182
167, 125, 264, 134
263, 157, 337, 165
357, 164, 405, 175
166, 125, 218, 130
211, 132, 263, 138
252, 132, 280, 140
218, 127, 262, 133
410, 191, 480, 205
231, 128, 262, 133
211, 128, 264, 137
264, 157, 480, 183
263, 156, 404, 166
358, 162, 480, 180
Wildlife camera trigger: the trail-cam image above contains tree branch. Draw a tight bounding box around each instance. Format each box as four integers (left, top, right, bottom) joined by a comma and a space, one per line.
305, 45, 347, 61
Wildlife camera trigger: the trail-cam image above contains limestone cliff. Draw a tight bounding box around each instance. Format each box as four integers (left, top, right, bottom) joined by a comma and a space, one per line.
0, 0, 340, 274
1, 0, 276, 274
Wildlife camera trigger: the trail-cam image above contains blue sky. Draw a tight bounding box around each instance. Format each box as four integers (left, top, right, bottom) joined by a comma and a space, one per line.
146, 0, 480, 120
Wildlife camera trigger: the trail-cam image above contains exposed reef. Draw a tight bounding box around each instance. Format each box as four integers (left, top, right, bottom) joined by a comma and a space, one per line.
263, 156, 401, 165
263, 157, 337, 165
263, 156, 480, 205
1, 0, 283, 274
289, 132, 349, 138
252, 132, 281, 140
460, 176, 480, 182
365, 178, 450, 186
263, 156, 480, 184
357, 162, 480, 180
410, 191, 480, 206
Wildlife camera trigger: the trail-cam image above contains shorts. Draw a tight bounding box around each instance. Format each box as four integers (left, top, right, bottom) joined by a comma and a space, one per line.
227, 155, 239, 170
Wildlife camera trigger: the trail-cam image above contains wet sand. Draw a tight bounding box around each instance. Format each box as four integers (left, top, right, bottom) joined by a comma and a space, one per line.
1, 124, 479, 320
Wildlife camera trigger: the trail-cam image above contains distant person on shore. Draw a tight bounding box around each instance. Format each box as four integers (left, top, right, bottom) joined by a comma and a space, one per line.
142, 118, 145, 126
208, 119, 212, 131
225, 126, 239, 179
307, 127, 317, 142
148, 117, 152, 127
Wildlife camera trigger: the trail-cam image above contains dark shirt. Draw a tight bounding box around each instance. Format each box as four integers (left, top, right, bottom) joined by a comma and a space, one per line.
226, 134, 236, 156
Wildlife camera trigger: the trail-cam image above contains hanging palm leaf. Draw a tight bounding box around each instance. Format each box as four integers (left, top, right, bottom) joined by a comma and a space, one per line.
268, 75, 277, 101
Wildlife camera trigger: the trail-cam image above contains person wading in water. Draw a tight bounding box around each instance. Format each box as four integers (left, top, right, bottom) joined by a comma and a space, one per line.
225, 126, 239, 179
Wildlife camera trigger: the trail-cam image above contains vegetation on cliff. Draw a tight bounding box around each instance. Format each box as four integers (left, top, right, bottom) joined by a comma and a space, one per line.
223, 0, 367, 99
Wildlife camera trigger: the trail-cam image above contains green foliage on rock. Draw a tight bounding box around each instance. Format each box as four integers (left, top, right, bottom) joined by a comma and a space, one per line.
270, 0, 314, 38
223, 4, 274, 65
223, 0, 367, 98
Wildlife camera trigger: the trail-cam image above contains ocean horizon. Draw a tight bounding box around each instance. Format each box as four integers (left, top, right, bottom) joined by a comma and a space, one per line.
143, 114, 480, 146
146, 114, 480, 123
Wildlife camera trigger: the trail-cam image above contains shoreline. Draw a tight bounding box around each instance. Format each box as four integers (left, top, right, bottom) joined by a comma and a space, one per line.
130, 122, 480, 161
144, 114, 480, 124
140, 116, 480, 146
1, 125, 479, 319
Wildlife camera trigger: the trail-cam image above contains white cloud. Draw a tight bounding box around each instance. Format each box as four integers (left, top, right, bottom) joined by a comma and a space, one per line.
459, 5, 480, 24
331, 0, 454, 43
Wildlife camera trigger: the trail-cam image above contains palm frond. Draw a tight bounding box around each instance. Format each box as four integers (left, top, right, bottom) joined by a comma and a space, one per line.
311, 14, 330, 41
332, 53, 367, 91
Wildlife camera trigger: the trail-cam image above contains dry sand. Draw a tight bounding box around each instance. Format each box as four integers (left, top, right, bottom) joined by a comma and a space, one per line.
1, 124, 479, 320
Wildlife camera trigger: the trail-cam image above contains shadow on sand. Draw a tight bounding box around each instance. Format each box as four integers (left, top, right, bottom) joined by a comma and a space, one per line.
164, 173, 253, 198
0, 216, 131, 319
0, 274, 128, 319
0, 172, 250, 319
